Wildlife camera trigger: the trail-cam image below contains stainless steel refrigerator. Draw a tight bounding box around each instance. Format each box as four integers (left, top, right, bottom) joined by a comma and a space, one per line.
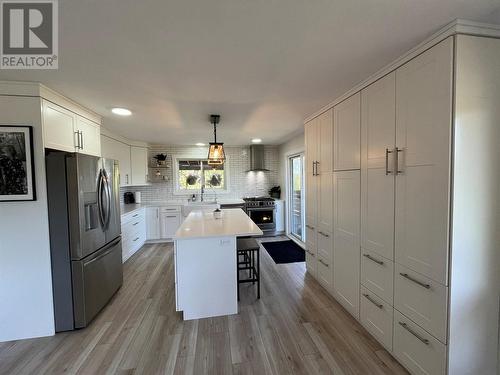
46, 151, 123, 332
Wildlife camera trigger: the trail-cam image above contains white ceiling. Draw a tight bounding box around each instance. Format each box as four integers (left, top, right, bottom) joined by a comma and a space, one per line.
1, 0, 499, 145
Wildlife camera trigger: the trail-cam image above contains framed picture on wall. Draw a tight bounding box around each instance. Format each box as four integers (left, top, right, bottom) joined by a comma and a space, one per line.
0, 126, 36, 201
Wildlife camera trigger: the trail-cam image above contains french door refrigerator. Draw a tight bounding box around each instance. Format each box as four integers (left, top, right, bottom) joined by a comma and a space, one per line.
46, 151, 123, 332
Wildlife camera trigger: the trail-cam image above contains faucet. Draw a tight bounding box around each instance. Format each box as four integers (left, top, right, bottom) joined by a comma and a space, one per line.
200, 184, 205, 202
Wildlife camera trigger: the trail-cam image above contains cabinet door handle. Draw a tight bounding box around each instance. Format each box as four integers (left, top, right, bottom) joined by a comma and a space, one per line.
74, 131, 81, 149
133, 222, 139, 226
319, 231, 329, 238
312, 161, 316, 176
79, 131, 84, 150
126, 174, 129, 184
133, 237, 140, 242
363, 253, 384, 265
305, 224, 315, 230
395, 147, 404, 174
385, 148, 393, 175
166, 215, 177, 218
306, 249, 315, 257
318, 259, 329, 267
132, 214, 139, 218
399, 273, 431, 289
315, 161, 320, 176
398, 322, 430, 345
363, 293, 383, 309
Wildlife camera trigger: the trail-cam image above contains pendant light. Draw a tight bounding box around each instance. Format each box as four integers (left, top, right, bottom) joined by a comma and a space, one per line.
207, 114, 226, 165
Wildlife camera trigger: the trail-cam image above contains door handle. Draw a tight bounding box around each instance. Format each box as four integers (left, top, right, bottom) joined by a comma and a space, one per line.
363, 293, 383, 309
312, 161, 316, 176
395, 147, 404, 174
363, 253, 384, 265
398, 322, 430, 345
385, 148, 393, 175
315, 161, 320, 176
74, 131, 80, 149
79, 131, 84, 150
399, 273, 431, 289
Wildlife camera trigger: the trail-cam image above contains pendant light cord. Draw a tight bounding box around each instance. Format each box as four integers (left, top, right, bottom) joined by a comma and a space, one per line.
213, 121, 217, 143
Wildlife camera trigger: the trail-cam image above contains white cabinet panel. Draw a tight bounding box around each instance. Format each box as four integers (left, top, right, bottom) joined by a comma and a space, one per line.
130, 146, 149, 186
160, 212, 181, 239
146, 207, 160, 240
317, 230, 333, 263
394, 264, 448, 343
42, 100, 76, 152
361, 72, 395, 260
318, 109, 333, 173
361, 249, 394, 305
318, 172, 333, 234
305, 248, 317, 277
305, 120, 319, 227
393, 310, 446, 375
333, 170, 360, 319
395, 37, 453, 285
76, 116, 101, 157
317, 256, 332, 292
334, 92, 361, 171
101, 135, 131, 186
360, 286, 393, 352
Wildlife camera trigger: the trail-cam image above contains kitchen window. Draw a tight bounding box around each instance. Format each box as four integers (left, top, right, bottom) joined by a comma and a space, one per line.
175, 158, 227, 193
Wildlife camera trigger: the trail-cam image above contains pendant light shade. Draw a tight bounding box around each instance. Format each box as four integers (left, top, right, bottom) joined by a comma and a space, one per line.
207, 114, 226, 165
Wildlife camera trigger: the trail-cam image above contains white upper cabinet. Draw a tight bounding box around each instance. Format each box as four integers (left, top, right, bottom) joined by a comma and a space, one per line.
334, 93, 361, 171
75, 116, 101, 157
333, 170, 361, 319
319, 109, 333, 173
43, 100, 76, 153
360, 72, 396, 260
101, 135, 132, 186
130, 146, 149, 186
42, 99, 101, 157
395, 37, 453, 285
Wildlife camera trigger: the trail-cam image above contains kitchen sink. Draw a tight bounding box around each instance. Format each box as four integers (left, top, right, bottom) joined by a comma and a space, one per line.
182, 201, 220, 217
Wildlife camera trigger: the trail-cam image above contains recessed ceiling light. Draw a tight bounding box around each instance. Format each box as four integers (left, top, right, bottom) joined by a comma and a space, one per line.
196, 143, 205, 146
111, 107, 132, 116
251, 138, 262, 143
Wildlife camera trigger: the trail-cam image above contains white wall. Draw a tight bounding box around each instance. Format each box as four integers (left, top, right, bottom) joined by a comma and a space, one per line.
120, 144, 280, 203
278, 132, 305, 234
0, 96, 55, 342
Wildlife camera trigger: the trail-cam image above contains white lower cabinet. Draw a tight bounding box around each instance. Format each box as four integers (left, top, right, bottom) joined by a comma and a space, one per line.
146, 207, 160, 240
160, 211, 181, 239
316, 231, 333, 290
393, 310, 446, 375
121, 208, 146, 262
361, 249, 394, 305
394, 264, 448, 343
146, 206, 181, 241
360, 286, 393, 352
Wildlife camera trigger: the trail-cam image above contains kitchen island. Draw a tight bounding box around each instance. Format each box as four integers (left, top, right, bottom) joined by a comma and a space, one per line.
174, 208, 263, 320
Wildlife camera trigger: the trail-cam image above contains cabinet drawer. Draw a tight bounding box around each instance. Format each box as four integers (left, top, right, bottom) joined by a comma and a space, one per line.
161, 206, 181, 213
360, 286, 393, 352
394, 264, 448, 343
393, 310, 446, 375
317, 230, 333, 263
305, 247, 317, 277
361, 249, 394, 305
317, 256, 332, 291
121, 209, 144, 225
305, 223, 317, 246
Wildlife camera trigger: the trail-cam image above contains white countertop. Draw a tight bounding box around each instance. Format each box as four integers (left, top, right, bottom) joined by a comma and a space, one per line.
174, 208, 263, 239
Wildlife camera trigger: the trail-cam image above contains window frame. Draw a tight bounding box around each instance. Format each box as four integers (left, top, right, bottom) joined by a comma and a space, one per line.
173, 155, 230, 195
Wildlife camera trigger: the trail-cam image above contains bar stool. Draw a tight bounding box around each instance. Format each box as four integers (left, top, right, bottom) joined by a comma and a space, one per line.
236, 237, 260, 300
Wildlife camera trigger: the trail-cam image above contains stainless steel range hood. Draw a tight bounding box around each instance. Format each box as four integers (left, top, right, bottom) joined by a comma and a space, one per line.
246, 145, 270, 172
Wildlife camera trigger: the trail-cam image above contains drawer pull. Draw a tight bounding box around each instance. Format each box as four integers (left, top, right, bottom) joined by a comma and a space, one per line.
399, 273, 431, 289
306, 249, 315, 257
133, 237, 140, 242
165, 215, 177, 218
306, 224, 315, 230
318, 231, 330, 238
398, 322, 430, 345
363, 293, 383, 309
133, 222, 139, 226
318, 259, 329, 267
363, 253, 384, 265
132, 214, 139, 218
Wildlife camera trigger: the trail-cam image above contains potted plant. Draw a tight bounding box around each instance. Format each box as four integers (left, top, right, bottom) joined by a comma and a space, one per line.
186, 174, 199, 186
269, 186, 281, 199
153, 153, 167, 166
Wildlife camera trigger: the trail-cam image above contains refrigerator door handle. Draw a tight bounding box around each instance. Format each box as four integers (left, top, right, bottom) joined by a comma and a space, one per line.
103, 169, 112, 229
97, 170, 106, 228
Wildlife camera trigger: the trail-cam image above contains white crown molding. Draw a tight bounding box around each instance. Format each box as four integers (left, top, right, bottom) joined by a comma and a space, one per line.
0, 80, 102, 124
304, 19, 500, 123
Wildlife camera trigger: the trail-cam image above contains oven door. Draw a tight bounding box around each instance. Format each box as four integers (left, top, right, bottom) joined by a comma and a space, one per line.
247, 207, 276, 231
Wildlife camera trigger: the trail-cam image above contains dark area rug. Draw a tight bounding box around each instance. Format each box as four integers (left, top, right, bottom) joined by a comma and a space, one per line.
261, 240, 305, 264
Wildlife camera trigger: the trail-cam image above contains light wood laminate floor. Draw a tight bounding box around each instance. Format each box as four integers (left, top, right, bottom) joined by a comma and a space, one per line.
0, 240, 408, 374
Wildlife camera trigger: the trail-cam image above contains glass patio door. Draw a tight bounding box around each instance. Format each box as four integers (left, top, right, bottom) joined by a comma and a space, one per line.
289, 154, 305, 242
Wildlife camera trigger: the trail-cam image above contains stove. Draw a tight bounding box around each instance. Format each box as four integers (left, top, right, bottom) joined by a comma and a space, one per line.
243, 197, 276, 232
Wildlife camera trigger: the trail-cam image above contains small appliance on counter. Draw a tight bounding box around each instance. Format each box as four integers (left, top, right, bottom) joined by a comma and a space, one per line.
124, 191, 135, 204
134, 191, 142, 203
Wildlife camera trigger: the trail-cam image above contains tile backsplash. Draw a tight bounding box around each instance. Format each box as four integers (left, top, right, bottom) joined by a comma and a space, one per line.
120, 145, 280, 204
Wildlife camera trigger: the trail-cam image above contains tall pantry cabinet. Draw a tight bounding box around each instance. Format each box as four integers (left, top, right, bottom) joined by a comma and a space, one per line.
304, 28, 500, 375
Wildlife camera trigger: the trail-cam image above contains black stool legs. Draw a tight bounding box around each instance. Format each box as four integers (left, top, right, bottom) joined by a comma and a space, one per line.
236, 238, 260, 301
